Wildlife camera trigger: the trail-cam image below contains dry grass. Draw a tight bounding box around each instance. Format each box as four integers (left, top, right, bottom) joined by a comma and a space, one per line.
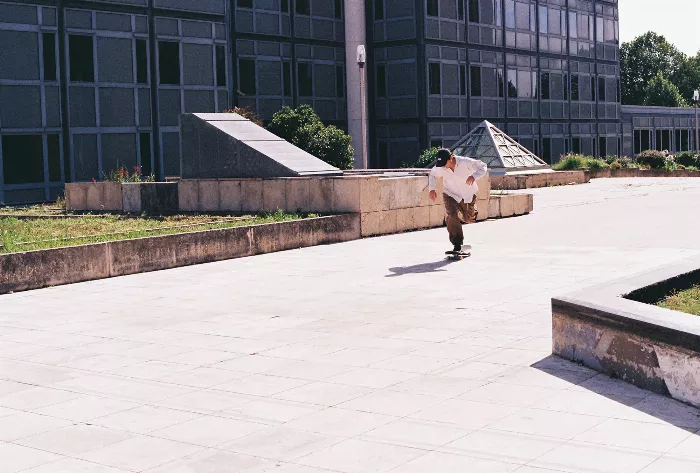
657, 285, 700, 316
0, 207, 316, 254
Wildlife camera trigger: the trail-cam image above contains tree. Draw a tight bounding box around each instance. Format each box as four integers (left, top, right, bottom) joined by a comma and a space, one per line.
644, 72, 688, 107
267, 105, 354, 170
672, 53, 700, 105
620, 32, 687, 105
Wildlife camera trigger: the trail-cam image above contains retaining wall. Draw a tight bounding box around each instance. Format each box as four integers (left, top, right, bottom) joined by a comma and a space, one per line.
0, 214, 360, 295
589, 169, 700, 179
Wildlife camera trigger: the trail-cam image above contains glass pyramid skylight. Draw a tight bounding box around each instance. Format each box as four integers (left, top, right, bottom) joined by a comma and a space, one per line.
450, 121, 548, 173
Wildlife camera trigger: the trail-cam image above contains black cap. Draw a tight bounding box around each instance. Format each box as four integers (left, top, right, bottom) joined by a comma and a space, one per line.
435, 148, 452, 167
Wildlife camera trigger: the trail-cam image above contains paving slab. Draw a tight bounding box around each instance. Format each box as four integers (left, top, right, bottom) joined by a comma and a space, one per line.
1, 178, 700, 472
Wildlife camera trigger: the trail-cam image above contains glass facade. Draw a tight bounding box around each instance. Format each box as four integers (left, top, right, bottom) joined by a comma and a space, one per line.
3, 0, 691, 204
371, 0, 622, 167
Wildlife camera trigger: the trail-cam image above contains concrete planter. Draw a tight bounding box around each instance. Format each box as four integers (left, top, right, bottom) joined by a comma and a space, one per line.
0, 214, 360, 295
589, 168, 700, 179
490, 170, 589, 190
552, 256, 700, 408
66, 182, 178, 214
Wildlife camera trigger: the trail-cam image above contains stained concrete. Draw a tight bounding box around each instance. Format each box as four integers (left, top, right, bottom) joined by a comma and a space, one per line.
1, 178, 700, 473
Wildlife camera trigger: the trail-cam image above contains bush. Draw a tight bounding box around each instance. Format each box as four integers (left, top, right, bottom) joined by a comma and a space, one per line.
610, 160, 622, 170
552, 154, 608, 171
102, 166, 154, 183
267, 105, 354, 170
674, 151, 699, 168
552, 154, 584, 170
402, 147, 439, 168
636, 150, 667, 169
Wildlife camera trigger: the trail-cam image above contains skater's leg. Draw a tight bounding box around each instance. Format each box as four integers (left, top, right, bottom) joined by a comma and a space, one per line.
443, 194, 464, 249
464, 195, 478, 224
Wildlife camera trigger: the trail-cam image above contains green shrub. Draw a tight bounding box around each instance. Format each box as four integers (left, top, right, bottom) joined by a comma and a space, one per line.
552, 154, 609, 171
102, 166, 154, 183
636, 150, 667, 169
552, 154, 584, 170
664, 159, 678, 171
267, 105, 354, 170
674, 151, 699, 168
584, 157, 609, 170
610, 160, 622, 170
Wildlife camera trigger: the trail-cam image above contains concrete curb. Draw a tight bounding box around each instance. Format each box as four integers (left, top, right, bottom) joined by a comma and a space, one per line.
0, 214, 360, 295
552, 257, 700, 408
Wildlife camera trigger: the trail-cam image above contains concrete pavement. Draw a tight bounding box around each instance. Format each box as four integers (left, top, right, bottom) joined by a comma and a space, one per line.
1, 178, 700, 473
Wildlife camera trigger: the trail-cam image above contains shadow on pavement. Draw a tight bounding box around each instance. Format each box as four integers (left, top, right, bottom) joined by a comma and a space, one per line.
386, 258, 458, 277
532, 355, 700, 431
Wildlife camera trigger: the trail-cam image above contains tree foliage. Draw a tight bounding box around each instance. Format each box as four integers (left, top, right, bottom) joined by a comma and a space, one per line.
267, 105, 354, 170
621, 32, 700, 107
644, 72, 688, 107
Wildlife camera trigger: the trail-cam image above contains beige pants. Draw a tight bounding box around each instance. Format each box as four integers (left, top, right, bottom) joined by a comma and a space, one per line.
443, 193, 477, 247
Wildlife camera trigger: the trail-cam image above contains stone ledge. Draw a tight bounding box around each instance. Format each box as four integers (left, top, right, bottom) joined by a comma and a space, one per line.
589, 169, 700, 179
0, 214, 360, 295
552, 256, 700, 408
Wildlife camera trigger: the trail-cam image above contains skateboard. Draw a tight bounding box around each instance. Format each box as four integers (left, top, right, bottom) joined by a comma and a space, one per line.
445, 250, 471, 260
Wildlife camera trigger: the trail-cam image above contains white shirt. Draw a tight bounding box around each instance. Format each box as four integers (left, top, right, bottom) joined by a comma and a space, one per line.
428, 156, 487, 203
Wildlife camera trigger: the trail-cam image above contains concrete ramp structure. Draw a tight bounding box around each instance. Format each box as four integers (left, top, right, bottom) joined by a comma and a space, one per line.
180, 113, 342, 179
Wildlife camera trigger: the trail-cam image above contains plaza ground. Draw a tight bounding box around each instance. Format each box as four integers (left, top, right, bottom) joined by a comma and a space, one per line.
1, 178, 700, 473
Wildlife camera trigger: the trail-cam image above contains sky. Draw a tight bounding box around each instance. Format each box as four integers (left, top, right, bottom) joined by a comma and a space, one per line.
618, 0, 700, 55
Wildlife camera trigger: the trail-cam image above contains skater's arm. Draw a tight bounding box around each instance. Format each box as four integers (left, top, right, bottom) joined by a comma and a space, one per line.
470, 159, 487, 180
428, 168, 440, 201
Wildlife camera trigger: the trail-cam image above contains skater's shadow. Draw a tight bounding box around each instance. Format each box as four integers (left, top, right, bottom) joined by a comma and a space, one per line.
386, 258, 457, 277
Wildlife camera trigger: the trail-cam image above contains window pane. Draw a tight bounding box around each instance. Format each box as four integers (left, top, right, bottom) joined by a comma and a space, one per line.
458, 0, 464, 20
429, 63, 441, 95
375, 0, 384, 19
216, 45, 226, 87
238, 0, 253, 7
541, 72, 550, 99
634, 130, 641, 154
298, 62, 312, 96
48, 134, 61, 182
599, 137, 606, 157
539, 6, 547, 34
296, 0, 310, 15
239, 58, 256, 95
140, 133, 152, 176
507, 69, 517, 97
598, 76, 606, 102
641, 130, 650, 151
569, 12, 577, 38
460, 65, 466, 95
470, 65, 481, 97
515, 2, 529, 30
136, 39, 148, 84
573, 137, 581, 154
336, 66, 344, 97
283, 61, 291, 96
517, 69, 531, 98
334, 0, 342, 18
43, 33, 56, 81
427, 0, 438, 17
2, 135, 45, 185
69, 35, 94, 82
281, 0, 289, 12
376, 65, 386, 97
468, 0, 479, 23
571, 74, 579, 101
158, 41, 180, 85
505, 0, 514, 28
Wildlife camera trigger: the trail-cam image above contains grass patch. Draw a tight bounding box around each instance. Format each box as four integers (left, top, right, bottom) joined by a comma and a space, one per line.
0, 209, 318, 254
552, 154, 609, 171
657, 285, 700, 316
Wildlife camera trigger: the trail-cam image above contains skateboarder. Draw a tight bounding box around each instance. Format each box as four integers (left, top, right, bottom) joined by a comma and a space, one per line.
428, 149, 487, 255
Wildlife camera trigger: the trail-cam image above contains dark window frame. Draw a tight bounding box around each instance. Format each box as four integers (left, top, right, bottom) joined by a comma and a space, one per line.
42, 33, 57, 82
297, 62, 313, 97
238, 57, 256, 95
69, 34, 95, 83
428, 63, 441, 95
376, 64, 387, 98
470, 65, 481, 97
136, 39, 148, 84
427, 0, 439, 17
158, 41, 181, 86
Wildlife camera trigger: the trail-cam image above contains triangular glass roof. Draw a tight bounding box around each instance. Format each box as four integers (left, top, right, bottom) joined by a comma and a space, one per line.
450, 121, 548, 171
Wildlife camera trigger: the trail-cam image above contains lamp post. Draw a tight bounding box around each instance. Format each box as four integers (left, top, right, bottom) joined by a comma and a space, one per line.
357, 45, 368, 169
694, 90, 700, 155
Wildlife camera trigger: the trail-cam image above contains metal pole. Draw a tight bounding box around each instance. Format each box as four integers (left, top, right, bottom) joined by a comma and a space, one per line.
696, 102, 699, 155
360, 63, 368, 169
